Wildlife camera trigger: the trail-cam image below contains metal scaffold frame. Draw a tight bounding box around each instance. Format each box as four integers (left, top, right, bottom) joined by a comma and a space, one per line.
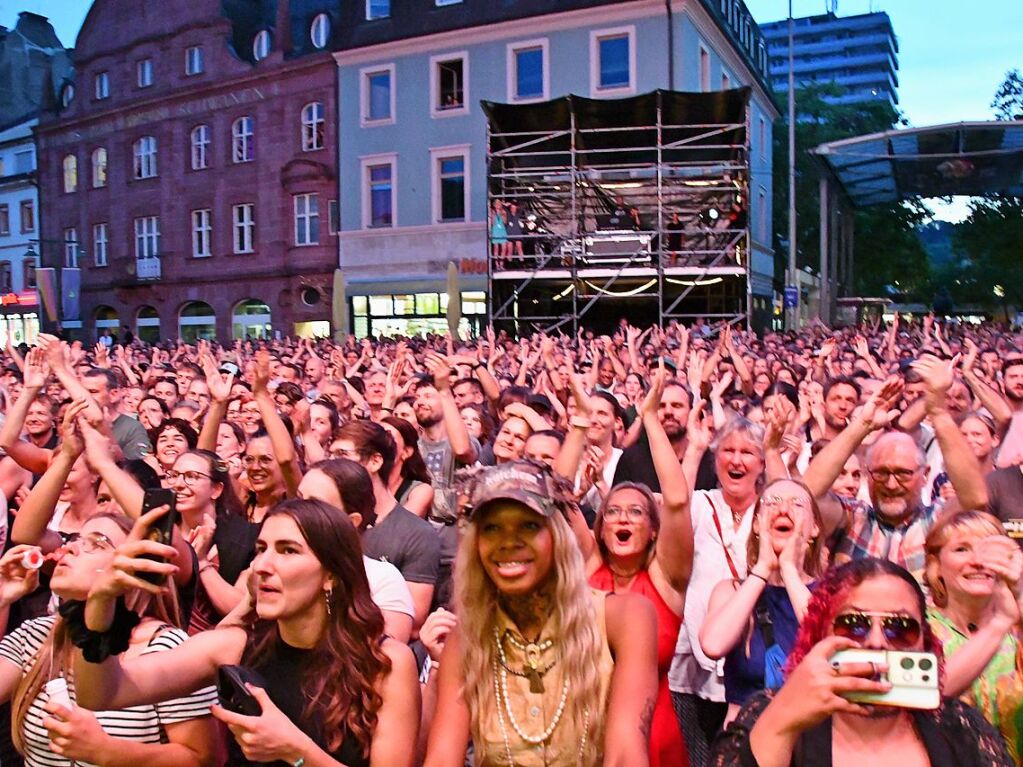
483, 88, 753, 335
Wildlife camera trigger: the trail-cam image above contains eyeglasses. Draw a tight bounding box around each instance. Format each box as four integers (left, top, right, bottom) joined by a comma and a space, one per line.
832, 611, 922, 649
330, 448, 364, 461
867, 468, 918, 485
603, 505, 647, 521
760, 495, 811, 512
242, 455, 275, 468
165, 469, 212, 487
67, 534, 115, 555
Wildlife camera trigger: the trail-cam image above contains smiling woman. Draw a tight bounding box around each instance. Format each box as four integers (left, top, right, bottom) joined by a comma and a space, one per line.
423, 460, 658, 767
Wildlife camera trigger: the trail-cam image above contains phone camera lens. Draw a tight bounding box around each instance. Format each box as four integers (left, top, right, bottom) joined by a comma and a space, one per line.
918, 657, 933, 671
900, 657, 914, 670
921, 674, 930, 682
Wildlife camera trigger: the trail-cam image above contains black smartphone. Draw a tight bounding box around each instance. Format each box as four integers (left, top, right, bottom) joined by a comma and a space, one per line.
138, 487, 177, 585
217, 665, 265, 716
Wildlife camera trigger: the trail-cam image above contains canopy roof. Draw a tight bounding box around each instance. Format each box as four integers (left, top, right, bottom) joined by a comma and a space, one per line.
812, 121, 1023, 208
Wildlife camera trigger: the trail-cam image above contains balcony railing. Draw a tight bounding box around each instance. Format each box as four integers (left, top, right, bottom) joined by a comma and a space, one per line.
135, 256, 161, 280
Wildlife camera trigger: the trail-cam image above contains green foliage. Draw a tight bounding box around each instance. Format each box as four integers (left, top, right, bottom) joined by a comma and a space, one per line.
991, 69, 1023, 121
771, 82, 932, 300
953, 195, 1023, 307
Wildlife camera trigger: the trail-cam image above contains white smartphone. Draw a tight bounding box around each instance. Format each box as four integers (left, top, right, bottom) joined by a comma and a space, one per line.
829, 648, 940, 710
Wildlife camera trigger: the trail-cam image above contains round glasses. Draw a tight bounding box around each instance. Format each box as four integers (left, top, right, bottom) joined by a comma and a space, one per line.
165, 469, 212, 487
603, 505, 647, 521
832, 610, 921, 649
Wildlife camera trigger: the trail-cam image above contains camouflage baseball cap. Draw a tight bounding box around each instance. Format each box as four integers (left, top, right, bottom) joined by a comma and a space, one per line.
468, 460, 556, 520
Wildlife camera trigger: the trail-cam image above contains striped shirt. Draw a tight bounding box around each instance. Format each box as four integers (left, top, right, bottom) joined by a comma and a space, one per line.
0, 615, 217, 767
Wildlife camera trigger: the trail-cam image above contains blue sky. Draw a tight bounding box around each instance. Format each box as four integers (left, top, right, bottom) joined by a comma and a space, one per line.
4, 0, 1020, 220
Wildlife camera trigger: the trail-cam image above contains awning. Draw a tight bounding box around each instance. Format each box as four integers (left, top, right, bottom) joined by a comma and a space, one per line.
811, 121, 1023, 208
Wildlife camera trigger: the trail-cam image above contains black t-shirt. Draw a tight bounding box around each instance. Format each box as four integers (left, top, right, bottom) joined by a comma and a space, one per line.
613, 427, 718, 493
239, 632, 367, 767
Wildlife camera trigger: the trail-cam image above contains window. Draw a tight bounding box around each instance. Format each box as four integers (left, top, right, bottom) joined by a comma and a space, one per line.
94, 72, 109, 100
699, 45, 711, 91
253, 30, 271, 61
232, 117, 254, 163
61, 83, 74, 108
431, 147, 469, 222
191, 124, 210, 170
64, 228, 79, 268
508, 40, 548, 101
721, 70, 731, 90
134, 136, 157, 178
366, 0, 390, 20
591, 27, 635, 95
294, 194, 320, 246
759, 116, 766, 159
62, 154, 78, 193
0, 263, 11, 294
301, 103, 325, 151
758, 186, 767, 242
192, 209, 212, 258
436, 0, 461, 4
14, 150, 33, 174
0, 205, 7, 235
430, 53, 467, 116
19, 200, 34, 233
137, 58, 153, 88
23, 258, 36, 289
361, 66, 394, 125
310, 13, 331, 49
186, 46, 204, 76
232, 203, 255, 253
135, 216, 160, 260
92, 147, 107, 188
361, 155, 396, 228
93, 223, 108, 267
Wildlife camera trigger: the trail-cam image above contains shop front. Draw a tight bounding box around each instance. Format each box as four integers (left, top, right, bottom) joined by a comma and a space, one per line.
0, 290, 40, 346
351, 289, 486, 338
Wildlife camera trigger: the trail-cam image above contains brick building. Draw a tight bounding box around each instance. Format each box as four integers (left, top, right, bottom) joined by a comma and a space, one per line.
35, 0, 340, 342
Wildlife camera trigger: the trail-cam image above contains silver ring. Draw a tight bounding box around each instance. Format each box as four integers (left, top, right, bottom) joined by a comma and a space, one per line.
868, 661, 878, 678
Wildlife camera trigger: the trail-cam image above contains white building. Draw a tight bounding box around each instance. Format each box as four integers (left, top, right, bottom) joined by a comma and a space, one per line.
0, 117, 41, 345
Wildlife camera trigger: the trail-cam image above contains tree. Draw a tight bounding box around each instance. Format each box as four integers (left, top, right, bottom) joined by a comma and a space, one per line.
771, 82, 931, 301
991, 69, 1023, 121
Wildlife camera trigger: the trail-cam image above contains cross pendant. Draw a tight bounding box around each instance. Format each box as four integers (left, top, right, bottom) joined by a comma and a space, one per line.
525, 665, 544, 694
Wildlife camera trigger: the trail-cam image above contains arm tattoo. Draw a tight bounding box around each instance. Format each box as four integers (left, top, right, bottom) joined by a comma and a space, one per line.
639, 696, 656, 740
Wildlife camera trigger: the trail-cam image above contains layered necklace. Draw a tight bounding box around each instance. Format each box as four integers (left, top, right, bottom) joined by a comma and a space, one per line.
492, 626, 589, 766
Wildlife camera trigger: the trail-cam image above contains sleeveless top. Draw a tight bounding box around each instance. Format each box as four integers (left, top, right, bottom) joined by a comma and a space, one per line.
478, 590, 615, 767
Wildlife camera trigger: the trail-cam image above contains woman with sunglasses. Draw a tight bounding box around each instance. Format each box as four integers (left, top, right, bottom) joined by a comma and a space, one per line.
710, 558, 1013, 767
700, 479, 823, 724
571, 370, 694, 767
74, 498, 420, 767
0, 512, 220, 767
424, 461, 658, 767
924, 510, 1023, 765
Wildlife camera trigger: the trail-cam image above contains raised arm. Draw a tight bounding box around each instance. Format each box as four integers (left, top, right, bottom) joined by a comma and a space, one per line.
913, 355, 988, 510
196, 354, 233, 452
424, 352, 477, 464
644, 366, 694, 593
0, 348, 52, 474
252, 350, 301, 497
552, 372, 592, 481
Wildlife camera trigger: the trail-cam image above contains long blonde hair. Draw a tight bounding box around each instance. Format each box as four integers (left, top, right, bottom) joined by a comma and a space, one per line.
455, 509, 606, 766
11, 514, 181, 755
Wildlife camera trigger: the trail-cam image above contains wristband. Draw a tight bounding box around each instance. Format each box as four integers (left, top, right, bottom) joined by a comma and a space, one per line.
472, 362, 484, 370
747, 571, 768, 584
569, 416, 592, 429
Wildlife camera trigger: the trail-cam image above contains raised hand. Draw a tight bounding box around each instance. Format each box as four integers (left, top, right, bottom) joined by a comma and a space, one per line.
89, 505, 180, 602
856, 376, 904, 431
22, 347, 50, 390
253, 349, 271, 393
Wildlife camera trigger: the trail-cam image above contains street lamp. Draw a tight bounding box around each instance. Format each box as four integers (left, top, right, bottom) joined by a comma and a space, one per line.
786, 0, 798, 330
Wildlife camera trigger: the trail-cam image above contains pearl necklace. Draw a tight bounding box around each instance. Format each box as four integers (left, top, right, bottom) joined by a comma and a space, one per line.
492, 651, 590, 767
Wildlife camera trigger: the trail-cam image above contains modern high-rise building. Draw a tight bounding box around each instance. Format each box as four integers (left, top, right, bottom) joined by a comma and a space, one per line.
760, 11, 898, 108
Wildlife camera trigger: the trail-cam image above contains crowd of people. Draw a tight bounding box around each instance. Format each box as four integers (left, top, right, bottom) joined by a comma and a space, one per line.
0, 313, 1019, 766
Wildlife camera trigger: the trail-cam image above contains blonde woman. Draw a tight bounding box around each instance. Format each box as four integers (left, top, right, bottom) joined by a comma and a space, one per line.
424, 461, 658, 767
924, 510, 1023, 764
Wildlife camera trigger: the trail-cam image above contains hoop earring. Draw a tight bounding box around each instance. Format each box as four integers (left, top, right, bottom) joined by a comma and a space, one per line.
324, 589, 333, 617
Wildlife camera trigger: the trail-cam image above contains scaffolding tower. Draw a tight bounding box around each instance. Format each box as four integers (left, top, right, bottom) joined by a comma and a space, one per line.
484, 88, 753, 335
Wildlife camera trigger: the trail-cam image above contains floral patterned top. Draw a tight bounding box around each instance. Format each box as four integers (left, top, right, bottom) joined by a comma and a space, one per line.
929, 608, 1023, 766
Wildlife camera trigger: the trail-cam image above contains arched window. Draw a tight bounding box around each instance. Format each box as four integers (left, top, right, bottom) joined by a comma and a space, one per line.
133, 136, 158, 179
191, 124, 210, 170
62, 154, 77, 193
61, 83, 74, 108
310, 13, 331, 49
301, 102, 325, 151
232, 299, 272, 340
253, 30, 271, 61
232, 117, 254, 163
92, 147, 107, 187
178, 301, 216, 343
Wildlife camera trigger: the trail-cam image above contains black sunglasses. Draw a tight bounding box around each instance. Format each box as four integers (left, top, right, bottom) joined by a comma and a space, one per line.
832, 611, 921, 649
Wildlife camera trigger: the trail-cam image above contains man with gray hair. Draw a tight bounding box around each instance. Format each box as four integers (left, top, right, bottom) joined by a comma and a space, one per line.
803, 356, 988, 583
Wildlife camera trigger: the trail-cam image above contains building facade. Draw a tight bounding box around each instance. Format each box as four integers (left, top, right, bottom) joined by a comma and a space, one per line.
760, 11, 899, 108
333, 0, 778, 336
35, 0, 340, 342
0, 12, 73, 345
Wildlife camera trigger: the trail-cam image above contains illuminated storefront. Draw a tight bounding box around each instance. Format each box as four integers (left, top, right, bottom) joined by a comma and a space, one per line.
0, 291, 40, 346
351, 291, 486, 338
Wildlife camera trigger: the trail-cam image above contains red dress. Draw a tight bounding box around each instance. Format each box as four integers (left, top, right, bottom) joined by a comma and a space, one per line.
590, 563, 687, 767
